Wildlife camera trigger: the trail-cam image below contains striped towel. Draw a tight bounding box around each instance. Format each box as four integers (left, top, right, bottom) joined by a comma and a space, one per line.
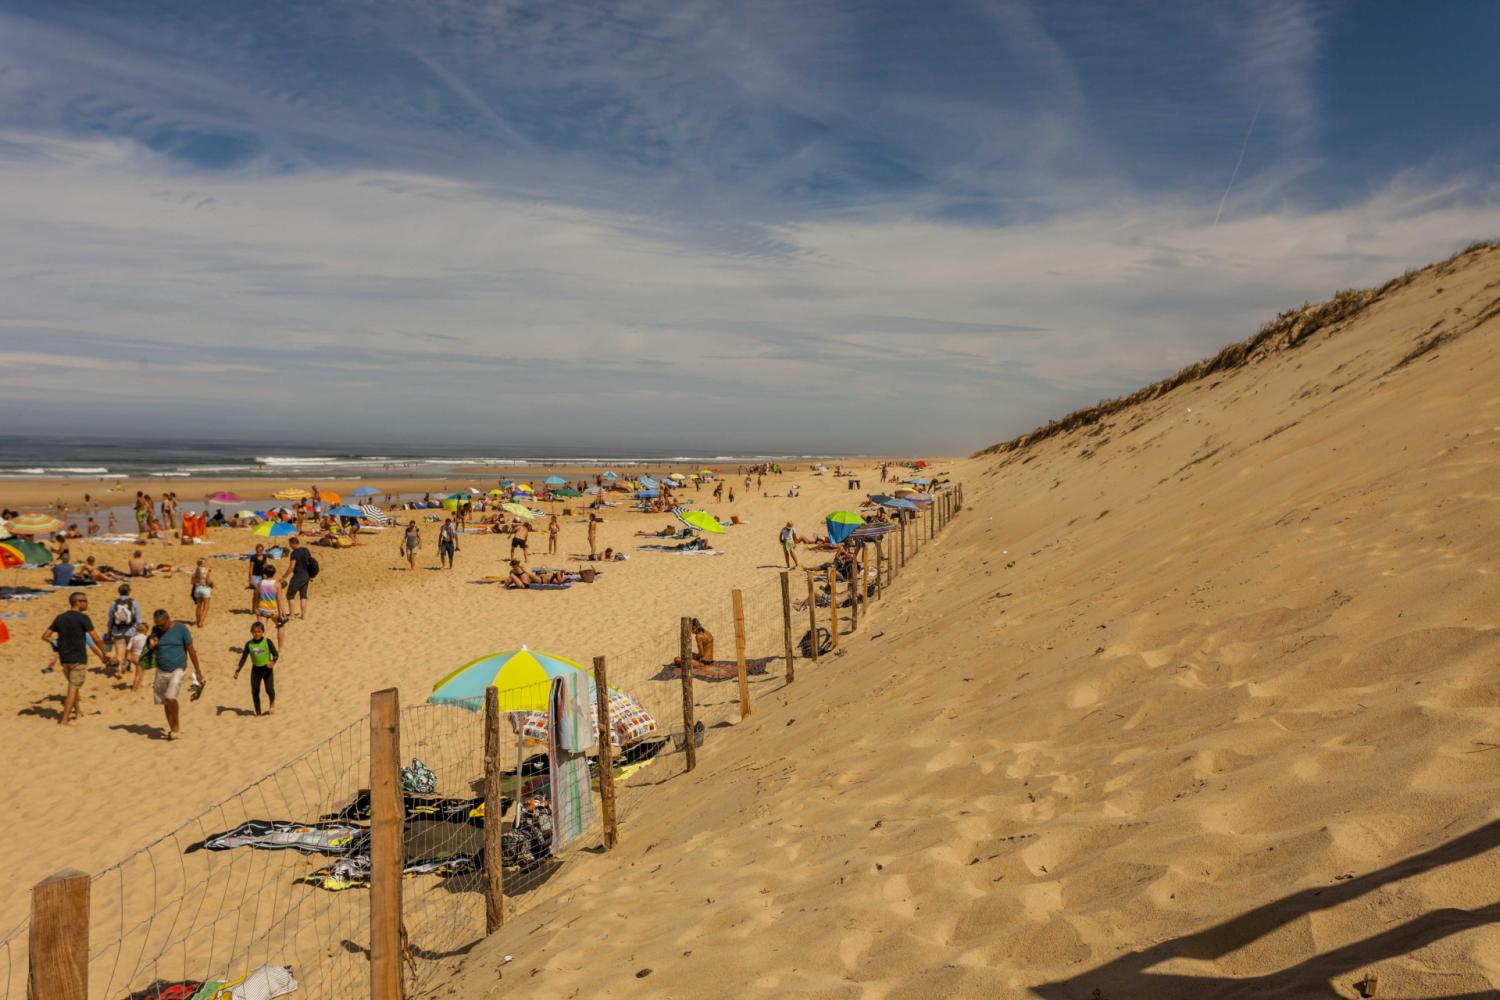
548, 673, 597, 852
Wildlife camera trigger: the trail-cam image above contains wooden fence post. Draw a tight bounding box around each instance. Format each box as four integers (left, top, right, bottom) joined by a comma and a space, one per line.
827, 565, 839, 649
860, 544, 870, 612
805, 572, 820, 663
900, 517, 907, 568
482, 687, 505, 933
593, 656, 619, 848
731, 589, 750, 719
679, 617, 697, 771
780, 571, 796, 682
847, 558, 858, 632
29, 870, 89, 1000
370, 688, 404, 1000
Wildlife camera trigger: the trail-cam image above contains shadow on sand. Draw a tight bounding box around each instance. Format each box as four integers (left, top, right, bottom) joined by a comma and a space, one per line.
1034, 819, 1500, 999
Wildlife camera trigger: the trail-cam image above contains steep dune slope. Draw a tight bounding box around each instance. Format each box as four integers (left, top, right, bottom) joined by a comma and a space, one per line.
436, 244, 1500, 999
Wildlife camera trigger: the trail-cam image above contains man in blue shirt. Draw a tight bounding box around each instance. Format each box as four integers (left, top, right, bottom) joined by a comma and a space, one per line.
148, 609, 203, 741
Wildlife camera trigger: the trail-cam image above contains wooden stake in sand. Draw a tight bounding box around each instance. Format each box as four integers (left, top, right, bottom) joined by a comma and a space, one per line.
679, 617, 697, 772
899, 516, 907, 568
848, 558, 859, 632
860, 544, 870, 612
593, 656, 619, 848
482, 687, 504, 932
780, 571, 796, 682
29, 870, 89, 1000
369, 688, 403, 1000
827, 565, 839, 649
732, 589, 750, 718
875, 540, 885, 597
804, 572, 820, 663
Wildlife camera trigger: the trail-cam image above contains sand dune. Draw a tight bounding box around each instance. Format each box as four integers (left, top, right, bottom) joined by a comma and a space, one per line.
402, 244, 1500, 998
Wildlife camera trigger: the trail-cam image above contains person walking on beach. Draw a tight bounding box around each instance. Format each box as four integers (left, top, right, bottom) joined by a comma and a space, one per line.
282, 536, 315, 619
780, 521, 800, 569
587, 513, 600, 559
234, 621, 280, 716
511, 519, 530, 564
438, 516, 457, 569
401, 520, 421, 570
248, 543, 271, 612
147, 609, 201, 741
42, 592, 110, 726
105, 583, 141, 675
191, 558, 213, 627
547, 514, 560, 556
254, 564, 287, 647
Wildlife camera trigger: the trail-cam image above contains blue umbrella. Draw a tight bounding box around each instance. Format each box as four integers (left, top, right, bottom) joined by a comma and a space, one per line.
825, 510, 865, 544
640, 475, 659, 489
351, 486, 380, 497
327, 506, 363, 517
870, 495, 920, 512
635, 489, 660, 499
544, 475, 567, 486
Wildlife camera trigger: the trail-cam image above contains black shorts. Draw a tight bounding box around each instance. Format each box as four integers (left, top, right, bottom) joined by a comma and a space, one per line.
286, 577, 309, 600
510, 537, 527, 550
438, 540, 455, 556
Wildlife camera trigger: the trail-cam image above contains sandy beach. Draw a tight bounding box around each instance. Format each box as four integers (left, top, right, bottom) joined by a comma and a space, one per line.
0, 461, 909, 942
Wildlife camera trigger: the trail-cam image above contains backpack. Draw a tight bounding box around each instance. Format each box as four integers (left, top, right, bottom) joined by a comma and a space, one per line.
400, 757, 436, 794
304, 553, 320, 579
798, 627, 833, 657
112, 599, 136, 628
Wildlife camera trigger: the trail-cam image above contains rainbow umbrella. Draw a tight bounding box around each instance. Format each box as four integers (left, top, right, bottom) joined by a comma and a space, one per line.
430, 646, 595, 711
253, 521, 296, 537
5, 514, 62, 535
825, 510, 865, 544
674, 508, 725, 534
208, 491, 240, 503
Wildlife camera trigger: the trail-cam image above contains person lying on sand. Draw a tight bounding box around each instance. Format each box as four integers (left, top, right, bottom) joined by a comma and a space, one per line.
505, 559, 566, 589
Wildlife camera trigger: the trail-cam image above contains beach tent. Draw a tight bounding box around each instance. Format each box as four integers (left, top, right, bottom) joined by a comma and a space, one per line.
825, 510, 865, 544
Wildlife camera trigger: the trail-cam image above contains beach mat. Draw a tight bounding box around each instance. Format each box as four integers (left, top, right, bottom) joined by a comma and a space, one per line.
651, 657, 776, 682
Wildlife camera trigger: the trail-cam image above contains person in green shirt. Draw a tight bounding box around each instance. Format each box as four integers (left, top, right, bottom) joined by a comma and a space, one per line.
234, 621, 280, 716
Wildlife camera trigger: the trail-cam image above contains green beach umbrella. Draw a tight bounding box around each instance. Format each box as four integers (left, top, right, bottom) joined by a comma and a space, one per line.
825, 510, 865, 544
554, 487, 582, 498
674, 509, 725, 534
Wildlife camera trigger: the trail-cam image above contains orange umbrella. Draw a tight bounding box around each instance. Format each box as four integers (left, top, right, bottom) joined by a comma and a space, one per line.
318, 491, 341, 503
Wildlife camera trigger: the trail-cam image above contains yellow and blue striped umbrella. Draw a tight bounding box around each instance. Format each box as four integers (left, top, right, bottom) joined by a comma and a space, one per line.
429, 646, 595, 711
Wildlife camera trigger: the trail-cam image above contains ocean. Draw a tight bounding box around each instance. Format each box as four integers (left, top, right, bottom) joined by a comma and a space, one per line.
0, 436, 856, 481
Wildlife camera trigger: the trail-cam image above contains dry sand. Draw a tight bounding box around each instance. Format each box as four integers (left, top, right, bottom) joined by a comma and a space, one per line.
391, 245, 1500, 998
0, 464, 894, 939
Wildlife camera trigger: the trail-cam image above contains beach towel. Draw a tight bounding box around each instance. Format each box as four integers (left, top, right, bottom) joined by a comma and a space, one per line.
210, 965, 298, 1000
636, 545, 723, 556
323, 791, 493, 826
296, 852, 481, 892
124, 980, 209, 1000
548, 674, 597, 852
652, 657, 775, 683
190, 820, 367, 856
524, 581, 572, 590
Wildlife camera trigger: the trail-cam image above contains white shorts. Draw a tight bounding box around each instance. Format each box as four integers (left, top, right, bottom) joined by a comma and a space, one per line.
154, 667, 186, 705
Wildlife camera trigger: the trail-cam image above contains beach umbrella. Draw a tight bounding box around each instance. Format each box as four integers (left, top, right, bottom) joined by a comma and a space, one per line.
5, 514, 63, 535
0, 546, 22, 570
327, 506, 363, 517
584, 486, 602, 496
825, 510, 865, 544
634, 489, 660, 500
430, 646, 595, 711
905, 478, 929, 486
673, 508, 725, 534
272, 489, 309, 501
359, 504, 393, 525
554, 487, 582, 498
317, 491, 341, 503
639, 476, 658, 489
351, 486, 380, 497
848, 522, 897, 543
253, 521, 296, 538
869, 495, 919, 512
543, 476, 566, 486
513, 483, 532, 494
487, 489, 504, 496
668, 473, 687, 481
502, 503, 537, 520
208, 491, 240, 503
1, 538, 52, 564
446, 492, 468, 500
603, 471, 618, 480
235, 510, 259, 520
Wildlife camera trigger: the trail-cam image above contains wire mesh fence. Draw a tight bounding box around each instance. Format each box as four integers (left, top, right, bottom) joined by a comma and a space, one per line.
2, 488, 958, 999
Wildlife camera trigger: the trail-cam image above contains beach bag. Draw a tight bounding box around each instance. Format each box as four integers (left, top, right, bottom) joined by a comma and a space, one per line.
112, 598, 136, 628
798, 627, 833, 657
579, 568, 596, 583
304, 553, 320, 579
401, 757, 436, 794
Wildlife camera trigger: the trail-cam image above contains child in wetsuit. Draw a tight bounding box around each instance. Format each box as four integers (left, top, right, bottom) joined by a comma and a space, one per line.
234, 621, 280, 716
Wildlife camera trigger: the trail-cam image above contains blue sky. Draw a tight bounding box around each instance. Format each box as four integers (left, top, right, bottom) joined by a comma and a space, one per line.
1, 1, 1497, 453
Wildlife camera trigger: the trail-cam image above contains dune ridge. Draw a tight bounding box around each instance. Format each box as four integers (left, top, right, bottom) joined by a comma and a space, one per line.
425, 243, 1500, 998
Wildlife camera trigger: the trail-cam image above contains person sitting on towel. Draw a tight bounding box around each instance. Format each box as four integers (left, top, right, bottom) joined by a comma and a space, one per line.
672, 618, 715, 670
505, 560, 566, 589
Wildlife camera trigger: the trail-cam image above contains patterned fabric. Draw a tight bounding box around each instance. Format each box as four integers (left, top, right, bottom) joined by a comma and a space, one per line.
513, 689, 657, 747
